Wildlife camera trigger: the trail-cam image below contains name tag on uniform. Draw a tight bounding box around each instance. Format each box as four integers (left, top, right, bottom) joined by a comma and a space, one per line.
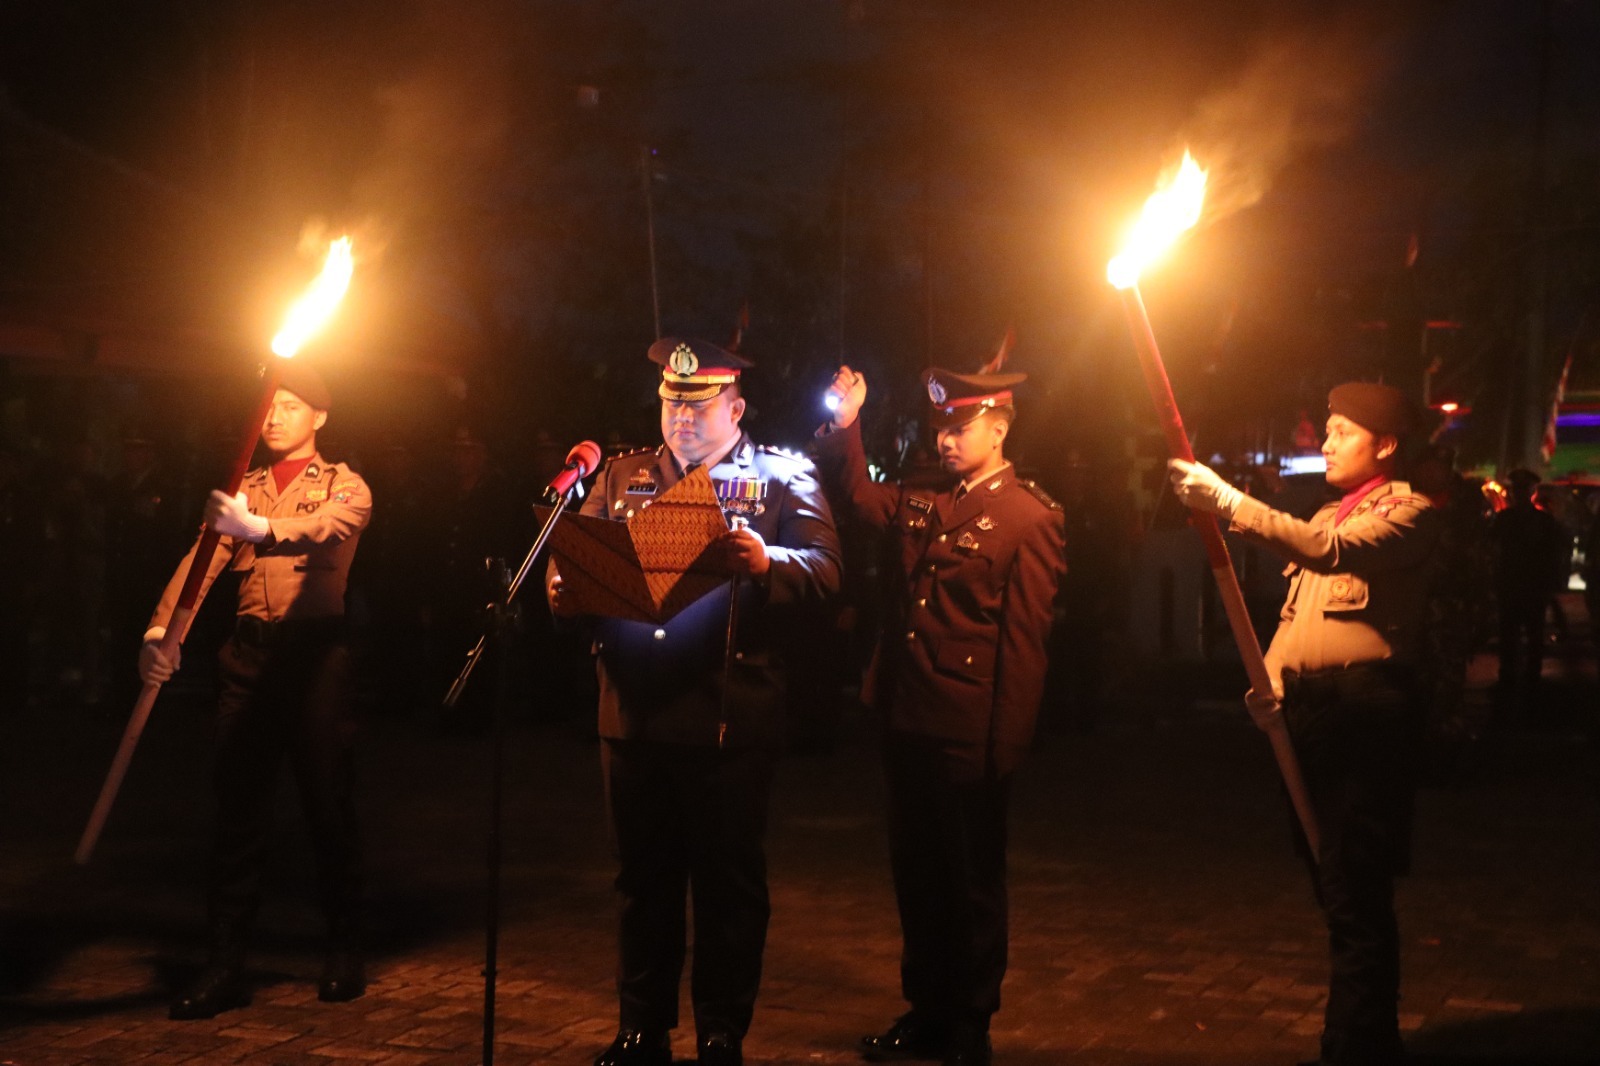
626, 470, 658, 494
908, 496, 934, 515
716, 477, 766, 518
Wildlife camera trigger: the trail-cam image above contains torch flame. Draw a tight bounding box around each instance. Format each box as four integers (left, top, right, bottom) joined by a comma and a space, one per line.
1106, 151, 1208, 291
270, 237, 354, 358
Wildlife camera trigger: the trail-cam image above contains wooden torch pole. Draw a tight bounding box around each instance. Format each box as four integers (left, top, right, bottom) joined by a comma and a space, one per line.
75, 359, 285, 864
1118, 283, 1322, 862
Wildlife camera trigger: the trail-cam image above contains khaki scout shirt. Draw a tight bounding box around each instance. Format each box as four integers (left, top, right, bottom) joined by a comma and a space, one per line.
149, 453, 371, 628
1229, 479, 1436, 684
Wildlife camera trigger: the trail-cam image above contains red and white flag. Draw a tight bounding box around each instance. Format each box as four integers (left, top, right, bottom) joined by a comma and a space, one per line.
1540, 347, 1574, 463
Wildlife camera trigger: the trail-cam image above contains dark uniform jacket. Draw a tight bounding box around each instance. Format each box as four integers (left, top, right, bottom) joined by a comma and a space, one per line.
568, 434, 842, 749
1229, 479, 1436, 682
812, 421, 1066, 778
150, 453, 371, 629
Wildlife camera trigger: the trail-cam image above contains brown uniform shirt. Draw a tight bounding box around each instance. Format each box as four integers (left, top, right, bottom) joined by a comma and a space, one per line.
562, 436, 842, 748
149, 453, 371, 628
1229, 479, 1436, 683
812, 420, 1066, 778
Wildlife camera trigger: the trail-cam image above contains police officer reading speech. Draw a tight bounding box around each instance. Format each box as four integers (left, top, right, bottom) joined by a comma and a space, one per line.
1169, 382, 1437, 1066
812, 362, 1066, 1066
139, 362, 372, 1019
549, 337, 842, 1066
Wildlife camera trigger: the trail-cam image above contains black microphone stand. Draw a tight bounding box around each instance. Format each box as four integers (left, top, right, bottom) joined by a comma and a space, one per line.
443, 481, 582, 1066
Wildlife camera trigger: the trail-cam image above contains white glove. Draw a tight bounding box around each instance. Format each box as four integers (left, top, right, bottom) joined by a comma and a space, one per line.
205, 490, 270, 542
1243, 686, 1282, 732
1167, 459, 1244, 518
138, 626, 181, 684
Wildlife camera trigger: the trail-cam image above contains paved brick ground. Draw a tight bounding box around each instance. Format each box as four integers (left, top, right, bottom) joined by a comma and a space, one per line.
3, 609, 1599, 1065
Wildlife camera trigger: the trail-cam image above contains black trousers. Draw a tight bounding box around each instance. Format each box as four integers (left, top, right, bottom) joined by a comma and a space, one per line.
882, 731, 1011, 1029
208, 621, 362, 946
1283, 663, 1421, 1066
601, 738, 778, 1039
1496, 592, 1547, 685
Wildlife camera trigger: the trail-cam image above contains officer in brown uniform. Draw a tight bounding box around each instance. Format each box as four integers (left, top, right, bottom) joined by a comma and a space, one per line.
549, 338, 842, 1066
138, 363, 372, 1019
812, 364, 1066, 1066
1169, 382, 1438, 1066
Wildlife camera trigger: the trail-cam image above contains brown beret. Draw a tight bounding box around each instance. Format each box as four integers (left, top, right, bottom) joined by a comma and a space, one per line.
277, 361, 332, 411
1327, 382, 1415, 438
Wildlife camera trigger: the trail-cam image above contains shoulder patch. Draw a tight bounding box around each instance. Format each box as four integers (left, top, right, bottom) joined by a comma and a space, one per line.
1018, 479, 1063, 512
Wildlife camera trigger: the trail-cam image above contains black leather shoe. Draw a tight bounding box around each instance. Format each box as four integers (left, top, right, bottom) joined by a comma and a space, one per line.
594, 1028, 671, 1066
861, 1013, 951, 1062
698, 1031, 743, 1066
942, 1026, 991, 1066
318, 947, 367, 1002
169, 963, 248, 1020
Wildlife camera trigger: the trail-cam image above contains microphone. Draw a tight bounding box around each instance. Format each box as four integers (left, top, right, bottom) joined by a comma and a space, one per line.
544, 440, 603, 501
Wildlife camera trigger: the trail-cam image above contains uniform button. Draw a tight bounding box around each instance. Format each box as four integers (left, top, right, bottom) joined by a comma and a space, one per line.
614, 500, 625, 510
905, 630, 916, 641
626, 509, 635, 519
964, 655, 974, 666
938, 534, 948, 542
653, 628, 666, 640
926, 565, 936, 574
735, 652, 745, 660
917, 598, 927, 607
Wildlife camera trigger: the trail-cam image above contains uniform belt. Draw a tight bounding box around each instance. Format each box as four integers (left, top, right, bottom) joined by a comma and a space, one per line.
1281, 660, 1414, 698
234, 615, 345, 646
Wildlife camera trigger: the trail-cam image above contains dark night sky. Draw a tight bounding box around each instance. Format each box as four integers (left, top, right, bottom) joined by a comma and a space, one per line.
4, 0, 1600, 463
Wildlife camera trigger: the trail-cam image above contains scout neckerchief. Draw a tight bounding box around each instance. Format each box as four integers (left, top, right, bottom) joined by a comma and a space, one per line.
271, 455, 314, 493
1333, 473, 1388, 526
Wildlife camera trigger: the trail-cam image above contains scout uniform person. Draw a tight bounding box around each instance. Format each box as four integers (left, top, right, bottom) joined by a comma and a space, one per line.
138, 362, 372, 1019
549, 337, 842, 1066
812, 362, 1067, 1066
1168, 381, 1438, 1066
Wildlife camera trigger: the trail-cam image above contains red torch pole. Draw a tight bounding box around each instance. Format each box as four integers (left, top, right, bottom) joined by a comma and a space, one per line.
1119, 284, 1322, 861
75, 360, 284, 864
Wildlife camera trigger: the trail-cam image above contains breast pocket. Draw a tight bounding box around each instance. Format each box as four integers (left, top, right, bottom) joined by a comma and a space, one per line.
934, 636, 995, 681
1322, 572, 1370, 613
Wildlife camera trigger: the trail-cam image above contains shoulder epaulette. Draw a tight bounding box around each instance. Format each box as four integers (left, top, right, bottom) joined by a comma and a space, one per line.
1018, 478, 1063, 512
1370, 494, 1429, 518
603, 446, 657, 466
757, 443, 814, 469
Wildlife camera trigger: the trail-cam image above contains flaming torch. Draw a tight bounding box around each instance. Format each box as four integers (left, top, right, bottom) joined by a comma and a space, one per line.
76, 237, 355, 865
1107, 155, 1321, 860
